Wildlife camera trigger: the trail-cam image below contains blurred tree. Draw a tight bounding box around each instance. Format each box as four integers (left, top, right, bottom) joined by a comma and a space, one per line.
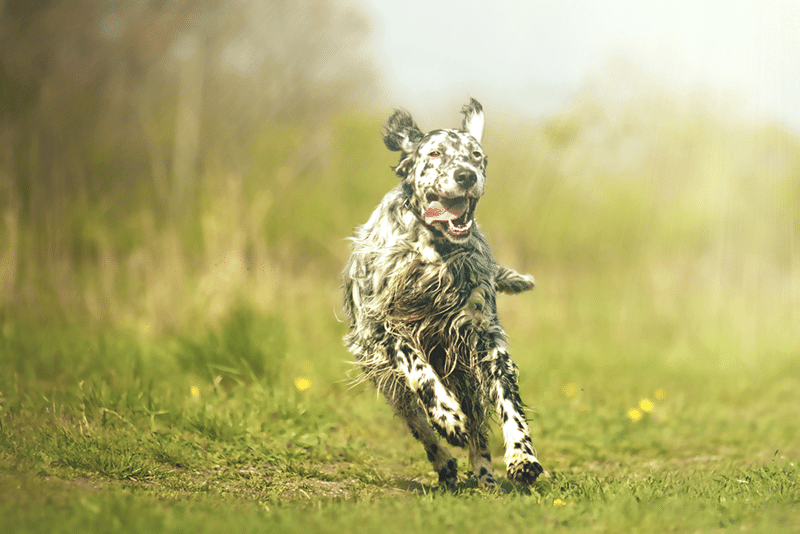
0, 0, 374, 217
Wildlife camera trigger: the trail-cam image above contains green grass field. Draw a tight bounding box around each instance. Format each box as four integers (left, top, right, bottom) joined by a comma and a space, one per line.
1, 104, 799, 532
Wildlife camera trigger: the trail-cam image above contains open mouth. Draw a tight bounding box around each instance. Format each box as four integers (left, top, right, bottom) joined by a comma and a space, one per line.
423, 195, 475, 241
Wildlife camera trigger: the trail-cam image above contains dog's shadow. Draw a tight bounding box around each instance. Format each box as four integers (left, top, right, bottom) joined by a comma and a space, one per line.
392, 473, 536, 495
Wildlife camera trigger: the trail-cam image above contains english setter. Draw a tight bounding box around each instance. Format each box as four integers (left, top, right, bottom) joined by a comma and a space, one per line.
343, 99, 543, 488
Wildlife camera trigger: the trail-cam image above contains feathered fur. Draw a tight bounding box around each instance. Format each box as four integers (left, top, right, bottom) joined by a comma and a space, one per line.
343, 99, 542, 488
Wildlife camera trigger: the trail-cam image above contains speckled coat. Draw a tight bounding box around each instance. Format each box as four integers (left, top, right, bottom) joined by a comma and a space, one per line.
343, 99, 543, 487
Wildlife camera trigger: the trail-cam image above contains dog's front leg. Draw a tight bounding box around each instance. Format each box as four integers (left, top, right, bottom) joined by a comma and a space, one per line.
391, 341, 468, 447
480, 340, 543, 485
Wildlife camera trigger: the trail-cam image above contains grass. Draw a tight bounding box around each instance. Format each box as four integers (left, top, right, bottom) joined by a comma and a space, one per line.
1, 99, 800, 532
1, 306, 798, 532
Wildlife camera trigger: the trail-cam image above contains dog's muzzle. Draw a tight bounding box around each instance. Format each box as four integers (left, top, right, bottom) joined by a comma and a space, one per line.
424, 196, 474, 240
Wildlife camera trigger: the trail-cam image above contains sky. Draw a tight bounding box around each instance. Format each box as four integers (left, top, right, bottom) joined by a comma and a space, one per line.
358, 0, 800, 131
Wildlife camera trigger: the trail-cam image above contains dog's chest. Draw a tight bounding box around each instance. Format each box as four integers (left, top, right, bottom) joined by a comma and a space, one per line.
388, 240, 496, 332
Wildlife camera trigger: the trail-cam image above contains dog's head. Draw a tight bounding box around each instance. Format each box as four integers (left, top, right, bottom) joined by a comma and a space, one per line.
383, 98, 487, 244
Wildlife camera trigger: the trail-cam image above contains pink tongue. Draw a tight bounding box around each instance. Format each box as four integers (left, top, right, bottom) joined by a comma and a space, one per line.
423, 197, 469, 224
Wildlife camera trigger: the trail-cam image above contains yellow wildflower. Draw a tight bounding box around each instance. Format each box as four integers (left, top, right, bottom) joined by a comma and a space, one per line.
562, 383, 578, 398
190, 386, 201, 400
628, 408, 643, 422
294, 377, 312, 392
639, 398, 655, 413
553, 499, 567, 506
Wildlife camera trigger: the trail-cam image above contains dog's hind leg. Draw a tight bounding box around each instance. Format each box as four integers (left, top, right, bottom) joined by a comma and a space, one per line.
379, 378, 458, 488
468, 431, 496, 488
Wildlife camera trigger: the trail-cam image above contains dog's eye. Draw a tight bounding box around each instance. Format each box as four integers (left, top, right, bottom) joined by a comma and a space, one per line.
428, 150, 441, 157
472, 151, 483, 159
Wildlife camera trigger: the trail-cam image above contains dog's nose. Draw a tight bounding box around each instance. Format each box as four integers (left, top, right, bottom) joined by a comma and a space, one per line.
455, 168, 477, 188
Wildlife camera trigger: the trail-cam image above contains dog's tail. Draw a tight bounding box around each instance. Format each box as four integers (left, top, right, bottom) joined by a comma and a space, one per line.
496, 266, 535, 294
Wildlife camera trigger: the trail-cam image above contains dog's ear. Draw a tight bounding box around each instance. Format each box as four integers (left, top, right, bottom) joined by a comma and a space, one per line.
384, 110, 423, 179
460, 98, 484, 143
392, 155, 415, 179
383, 110, 423, 154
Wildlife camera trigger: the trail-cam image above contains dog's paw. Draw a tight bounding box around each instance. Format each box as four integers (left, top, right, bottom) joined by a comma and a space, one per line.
506, 454, 544, 486
477, 466, 497, 488
415, 376, 468, 447
430, 417, 468, 448
428, 403, 468, 447
437, 458, 458, 489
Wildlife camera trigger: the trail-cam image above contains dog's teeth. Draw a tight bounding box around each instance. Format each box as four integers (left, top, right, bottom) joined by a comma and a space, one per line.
446, 218, 473, 236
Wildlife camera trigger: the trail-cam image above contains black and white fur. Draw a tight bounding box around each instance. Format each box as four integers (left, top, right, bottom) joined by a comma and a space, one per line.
343, 99, 543, 488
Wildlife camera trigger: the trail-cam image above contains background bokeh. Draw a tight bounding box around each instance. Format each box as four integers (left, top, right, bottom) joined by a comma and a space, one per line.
1, 0, 798, 372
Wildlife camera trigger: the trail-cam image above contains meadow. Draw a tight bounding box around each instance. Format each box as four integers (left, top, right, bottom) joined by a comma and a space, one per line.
1, 97, 799, 532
